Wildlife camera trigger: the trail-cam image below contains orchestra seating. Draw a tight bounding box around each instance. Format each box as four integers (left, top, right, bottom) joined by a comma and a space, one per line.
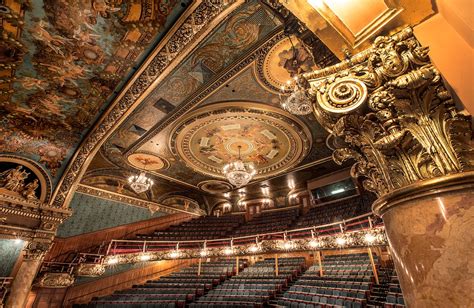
293, 196, 372, 229
136, 214, 245, 241
384, 274, 405, 307
77, 259, 246, 308
191, 257, 306, 308
233, 208, 300, 237
276, 253, 376, 308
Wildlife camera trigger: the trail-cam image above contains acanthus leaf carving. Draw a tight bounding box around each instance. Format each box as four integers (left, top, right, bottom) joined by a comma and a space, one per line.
300, 27, 474, 197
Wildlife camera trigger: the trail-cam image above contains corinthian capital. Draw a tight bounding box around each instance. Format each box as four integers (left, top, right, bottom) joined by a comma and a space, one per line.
297, 27, 474, 197
23, 241, 52, 261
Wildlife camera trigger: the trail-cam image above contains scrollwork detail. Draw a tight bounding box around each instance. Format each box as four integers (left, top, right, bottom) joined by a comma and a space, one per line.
304, 27, 474, 197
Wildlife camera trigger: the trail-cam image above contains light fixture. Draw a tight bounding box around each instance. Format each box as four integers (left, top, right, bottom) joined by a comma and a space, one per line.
222, 145, 257, 188
128, 171, 154, 194
200, 241, 209, 257
248, 237, 262, 253
308, 230, 321, 248
106, 257, 119, 265
364, 232, 376, 244
139, 254, 151, 261
14, 238, 23, 245
169, 243, 181, 259
331, 188, 345, 195
280, 233, 295, 251
336, 237, 346, 246
223, 239, 234, 255
308, 240, 321, 248
278, 35, 312, 116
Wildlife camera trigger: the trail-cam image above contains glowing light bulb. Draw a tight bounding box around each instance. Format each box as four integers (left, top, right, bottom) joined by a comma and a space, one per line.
223, 247, 234, 255
308, 240, 321, 248
200, 250, 208, 257
283, 241, 293, 250
364, 233, 376, 244
169, 250, 181, 259
336, 237, 346, 246
106, 257, 119, 265
139, 254, 151, 261
248, 245, 260, 253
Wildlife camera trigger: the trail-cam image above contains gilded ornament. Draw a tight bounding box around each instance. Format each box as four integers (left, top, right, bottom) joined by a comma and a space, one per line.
293, 27, 474, 197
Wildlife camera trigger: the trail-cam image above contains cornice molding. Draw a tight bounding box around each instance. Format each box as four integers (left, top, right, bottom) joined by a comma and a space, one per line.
76, 184, 201, 216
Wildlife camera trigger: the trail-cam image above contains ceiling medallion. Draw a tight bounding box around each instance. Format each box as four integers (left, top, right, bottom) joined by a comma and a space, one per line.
170, 102, 312, 180
198, 180, 233, 194
223, 145, 257, 188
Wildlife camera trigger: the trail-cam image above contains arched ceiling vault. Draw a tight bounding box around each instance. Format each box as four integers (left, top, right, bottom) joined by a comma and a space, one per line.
1, 0, 343, 213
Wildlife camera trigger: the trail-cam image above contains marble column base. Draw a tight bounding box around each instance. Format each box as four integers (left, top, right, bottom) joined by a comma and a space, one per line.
6, 258, 42, 308
373, 172, 474, 308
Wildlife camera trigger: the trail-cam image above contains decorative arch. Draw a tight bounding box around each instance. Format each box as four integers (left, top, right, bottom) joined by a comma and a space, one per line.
0, 154, 53, 202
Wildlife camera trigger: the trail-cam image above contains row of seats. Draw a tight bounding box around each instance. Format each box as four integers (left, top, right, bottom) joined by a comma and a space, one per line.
384, 272, 405, 307
135, 195, 373, 242
190, 257, 306, 308
233, 208, 299, 237
277, 253, 376, 308
137, 215, 245, 241
76, 259, 246, 308
76, 253, 407, 308
295, 196, 372, 229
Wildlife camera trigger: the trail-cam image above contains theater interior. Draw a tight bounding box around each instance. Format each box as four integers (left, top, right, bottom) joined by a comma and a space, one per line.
0, 0, 473, 307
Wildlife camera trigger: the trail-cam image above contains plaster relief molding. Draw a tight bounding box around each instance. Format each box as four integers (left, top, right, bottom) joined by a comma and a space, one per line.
36, 272, 75, 288
0, 225, 56, 242
51, 0, 244, 208
75, 263, 106, 277
23, 240, 53, 261
76, 184, 201, 216
300, 27, 474, 198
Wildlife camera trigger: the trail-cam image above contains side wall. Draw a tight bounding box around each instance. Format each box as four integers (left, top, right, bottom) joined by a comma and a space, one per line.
56, 192, 168, 238
0, 239, 24, 277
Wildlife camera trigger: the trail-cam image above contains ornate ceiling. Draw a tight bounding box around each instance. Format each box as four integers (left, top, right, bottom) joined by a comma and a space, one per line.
0, 0, 190, 183
1, 0, 342, 214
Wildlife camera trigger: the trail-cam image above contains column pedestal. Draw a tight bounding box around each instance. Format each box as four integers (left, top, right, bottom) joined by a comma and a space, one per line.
6, 258, 42, 308
373, 172, 474, 307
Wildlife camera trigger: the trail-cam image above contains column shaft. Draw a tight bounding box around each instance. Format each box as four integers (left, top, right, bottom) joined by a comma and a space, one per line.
375, 174, 474, 307
6, 258, 42, 308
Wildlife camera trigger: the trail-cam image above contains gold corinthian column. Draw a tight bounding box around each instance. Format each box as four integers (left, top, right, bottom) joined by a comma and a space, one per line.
284, 27, 474, 307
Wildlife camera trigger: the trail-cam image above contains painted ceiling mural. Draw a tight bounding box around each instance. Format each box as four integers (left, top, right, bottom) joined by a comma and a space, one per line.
0, 0, 190, 183
0, 0, 341, 213
80, 0, 340, 212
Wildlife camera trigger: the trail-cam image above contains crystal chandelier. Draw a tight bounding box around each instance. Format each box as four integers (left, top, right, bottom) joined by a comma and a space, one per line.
280, 77, 313, 115
128, 168, 154, 194
222, 145, 256, 188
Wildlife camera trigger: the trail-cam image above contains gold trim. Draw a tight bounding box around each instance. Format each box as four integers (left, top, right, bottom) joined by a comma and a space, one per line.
169, 101, 312, 180
372, 171, 474, 216
76, 184, 201, 216
50, 0, 245, 208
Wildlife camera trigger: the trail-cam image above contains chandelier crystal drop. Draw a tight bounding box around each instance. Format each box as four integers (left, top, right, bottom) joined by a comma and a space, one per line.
222, 145, 257, 188
128, 171, 154, 194
280, 77, 313, 115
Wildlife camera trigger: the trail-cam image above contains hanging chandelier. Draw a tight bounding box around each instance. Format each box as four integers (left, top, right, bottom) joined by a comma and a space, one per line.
222, 145, 256, 188
278, 34, 312, 115
280, 77, 313, 115
128, 160, 154, 194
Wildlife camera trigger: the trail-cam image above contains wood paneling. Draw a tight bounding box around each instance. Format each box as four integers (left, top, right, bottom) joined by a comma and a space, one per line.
29, 259, 196, 308
46, 213, 193, 262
